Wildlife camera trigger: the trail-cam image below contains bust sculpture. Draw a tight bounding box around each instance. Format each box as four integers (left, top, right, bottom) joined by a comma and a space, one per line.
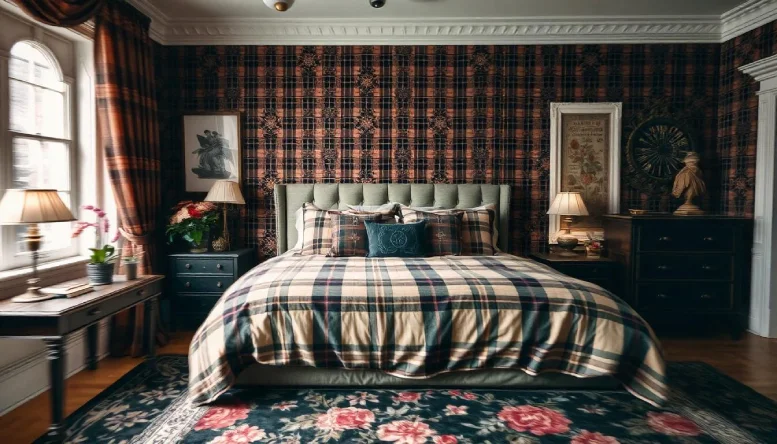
672, 152, 706, 216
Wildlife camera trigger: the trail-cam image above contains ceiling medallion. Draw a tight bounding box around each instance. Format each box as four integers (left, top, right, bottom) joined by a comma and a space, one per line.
263, 0, 292, 12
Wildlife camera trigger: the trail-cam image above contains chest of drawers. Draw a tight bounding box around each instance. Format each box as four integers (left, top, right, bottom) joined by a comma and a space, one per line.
602, 215, 752, 337
169, 248, 257, 330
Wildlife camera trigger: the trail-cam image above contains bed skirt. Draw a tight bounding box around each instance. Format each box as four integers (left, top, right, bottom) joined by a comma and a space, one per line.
235, 365, 622, 390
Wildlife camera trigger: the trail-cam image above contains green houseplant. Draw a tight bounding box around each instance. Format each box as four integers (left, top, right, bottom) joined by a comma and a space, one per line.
72, 205, 120, 285
166, 201, 219, 253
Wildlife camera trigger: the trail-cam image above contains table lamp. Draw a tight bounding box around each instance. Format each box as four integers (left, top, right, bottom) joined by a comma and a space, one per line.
0, 189, 75, 302
205, 180, 245, 252
547, 191, 589, 257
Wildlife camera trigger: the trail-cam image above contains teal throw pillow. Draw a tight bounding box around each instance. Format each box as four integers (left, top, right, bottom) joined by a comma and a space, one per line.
365, 220, 426, 258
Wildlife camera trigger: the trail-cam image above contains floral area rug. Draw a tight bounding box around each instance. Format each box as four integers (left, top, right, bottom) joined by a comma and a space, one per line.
38, 355, 777, 444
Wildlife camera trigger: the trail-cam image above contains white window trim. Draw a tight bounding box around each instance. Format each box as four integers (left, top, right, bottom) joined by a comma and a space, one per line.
0, 37, 82, 272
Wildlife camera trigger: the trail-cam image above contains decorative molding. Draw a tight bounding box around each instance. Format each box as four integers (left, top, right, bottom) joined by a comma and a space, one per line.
128, 0, 777, 46
740, 55, 777, 339
0, 319, 111, 415
721, 0, 777, 43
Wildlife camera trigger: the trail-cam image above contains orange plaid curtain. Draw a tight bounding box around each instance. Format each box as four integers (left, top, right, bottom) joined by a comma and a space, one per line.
96, 0, 166, 357
10, 0, 104, 26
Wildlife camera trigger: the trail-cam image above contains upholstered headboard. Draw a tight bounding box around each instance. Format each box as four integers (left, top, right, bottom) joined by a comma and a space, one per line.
274, 184, 511, 255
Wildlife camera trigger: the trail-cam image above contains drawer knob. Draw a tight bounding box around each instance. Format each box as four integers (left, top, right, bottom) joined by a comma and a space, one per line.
657, 265, 669, 271
700, 293, 713, 299
217, 281, 223, 288
656, 293, 668, 299
185, 263, 192, 269
703, 237, 714, 242
701, 265, 713, 271
88, 308, 101, 316
137, 289, 145, 296
185, 282, 191, 288
658, 236, 671, 242
216, 264, 223, 270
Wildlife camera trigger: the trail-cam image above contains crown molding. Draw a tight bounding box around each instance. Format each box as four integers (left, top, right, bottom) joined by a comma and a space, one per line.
128, 0, 777, 46
721, 0, 777, 42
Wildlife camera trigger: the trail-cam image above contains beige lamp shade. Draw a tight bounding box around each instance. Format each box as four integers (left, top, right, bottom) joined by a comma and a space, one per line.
547, 192, 589, 216
205, 180, 246, 205
0, 189, 75, 225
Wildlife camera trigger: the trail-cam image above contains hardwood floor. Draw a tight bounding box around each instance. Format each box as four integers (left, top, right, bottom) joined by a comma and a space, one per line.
1, 332, 776, 444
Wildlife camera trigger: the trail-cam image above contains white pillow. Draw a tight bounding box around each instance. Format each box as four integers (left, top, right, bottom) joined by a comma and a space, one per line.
293, 207, 304, 250
346, 202, 398, 212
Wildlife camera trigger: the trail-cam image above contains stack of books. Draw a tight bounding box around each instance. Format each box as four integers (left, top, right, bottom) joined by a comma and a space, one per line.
40, 282, 95, 298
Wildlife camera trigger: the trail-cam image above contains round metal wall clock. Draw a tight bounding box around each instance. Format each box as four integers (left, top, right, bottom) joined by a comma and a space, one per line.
626, 117, 696, 194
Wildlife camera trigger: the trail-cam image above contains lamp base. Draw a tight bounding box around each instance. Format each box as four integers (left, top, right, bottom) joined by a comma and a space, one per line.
12, 286, 56, 303
556, 232, 580, 257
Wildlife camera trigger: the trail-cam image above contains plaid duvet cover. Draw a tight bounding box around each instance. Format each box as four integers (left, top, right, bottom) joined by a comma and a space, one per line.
189, 254, 667, 406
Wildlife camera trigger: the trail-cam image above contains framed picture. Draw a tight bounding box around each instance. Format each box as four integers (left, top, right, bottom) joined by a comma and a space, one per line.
182, 113, 241, 193
549, 103, 622, 244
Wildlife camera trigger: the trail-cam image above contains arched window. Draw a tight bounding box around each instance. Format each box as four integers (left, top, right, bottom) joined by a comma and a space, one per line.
5, 40, 75, 265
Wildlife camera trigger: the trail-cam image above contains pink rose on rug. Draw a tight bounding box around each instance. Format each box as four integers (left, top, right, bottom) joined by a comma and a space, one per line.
497, 405, 571, 436
194, 404, 250, 431
377, 420, 436, 444
444, 405, 468, 416
446, 390, 462, 397
316, 407, 375, 431
393, 391, 422, 403
571, 430, 620, 444
461, 392, 478, 401
433, 435, 458, 444
271, 401, 298, 411
209, 424, 266, 444
647, 412, 701, 436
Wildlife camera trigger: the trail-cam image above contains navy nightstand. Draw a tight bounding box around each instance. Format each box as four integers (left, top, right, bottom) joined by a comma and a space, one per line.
169, 248, 257, 331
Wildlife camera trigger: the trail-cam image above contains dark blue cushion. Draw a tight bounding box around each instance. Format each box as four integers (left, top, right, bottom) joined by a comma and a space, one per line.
365, 220, 426, 257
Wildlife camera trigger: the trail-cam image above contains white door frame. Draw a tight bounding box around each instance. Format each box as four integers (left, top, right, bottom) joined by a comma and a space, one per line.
740, 54, 777, 338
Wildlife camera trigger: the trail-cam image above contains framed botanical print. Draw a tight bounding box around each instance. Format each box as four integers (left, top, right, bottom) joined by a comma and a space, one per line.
549, 103, 622, 244
182, 113, 241, 193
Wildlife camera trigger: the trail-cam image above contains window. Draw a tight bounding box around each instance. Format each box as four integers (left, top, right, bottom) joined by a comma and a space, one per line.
1, 41, 77, 270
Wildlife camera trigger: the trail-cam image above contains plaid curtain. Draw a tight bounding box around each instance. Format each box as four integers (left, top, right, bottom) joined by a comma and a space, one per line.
96, 0, 166, 357
10, 0, 104, 26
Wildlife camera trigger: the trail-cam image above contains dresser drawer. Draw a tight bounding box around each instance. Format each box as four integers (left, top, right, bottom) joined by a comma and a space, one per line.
174, 276, 234, 293
636, 283, 733, 311
66, 279, 163, 332
638, 223, 733, 252
637, 254, 732, 281
175, 258, 234, 275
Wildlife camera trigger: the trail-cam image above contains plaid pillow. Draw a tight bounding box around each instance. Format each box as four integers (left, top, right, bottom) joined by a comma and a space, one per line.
300, 203, 334, 256
402, 208, 464, 256
329, 213, 384, 257
460, 205, 497, 255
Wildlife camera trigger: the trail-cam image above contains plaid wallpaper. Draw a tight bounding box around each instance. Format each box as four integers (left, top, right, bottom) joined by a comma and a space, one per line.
718, 21, 777, 216
157, 43, 728, 257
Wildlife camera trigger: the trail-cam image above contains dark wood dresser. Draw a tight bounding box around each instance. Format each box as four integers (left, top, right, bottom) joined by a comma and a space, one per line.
602, 215, 752, 337
169, 248, 257, 330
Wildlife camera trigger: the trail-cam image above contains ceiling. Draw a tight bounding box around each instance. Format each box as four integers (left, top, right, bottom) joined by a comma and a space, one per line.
147, 0, 745, 20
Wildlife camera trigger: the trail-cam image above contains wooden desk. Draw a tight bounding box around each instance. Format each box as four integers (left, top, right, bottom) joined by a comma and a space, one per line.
0, 275, 164, 443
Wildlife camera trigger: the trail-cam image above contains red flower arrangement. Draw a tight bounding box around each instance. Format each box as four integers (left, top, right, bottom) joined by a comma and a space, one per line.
166, 201, 219, 250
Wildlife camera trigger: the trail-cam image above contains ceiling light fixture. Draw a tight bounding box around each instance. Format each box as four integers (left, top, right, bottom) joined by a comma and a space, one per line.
263, 0, 292, 12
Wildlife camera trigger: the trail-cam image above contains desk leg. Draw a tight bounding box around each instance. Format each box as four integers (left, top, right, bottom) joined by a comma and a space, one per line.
43, 338, 65, 443
144, 297, 157, 370
86, 323, 98, 370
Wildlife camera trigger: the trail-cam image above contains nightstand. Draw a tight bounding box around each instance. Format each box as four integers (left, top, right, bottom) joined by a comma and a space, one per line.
169, 248, 257, 331
529, 252, 618, 295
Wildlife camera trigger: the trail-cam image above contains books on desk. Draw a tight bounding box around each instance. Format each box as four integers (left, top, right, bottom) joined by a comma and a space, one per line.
40, 282, 95, 298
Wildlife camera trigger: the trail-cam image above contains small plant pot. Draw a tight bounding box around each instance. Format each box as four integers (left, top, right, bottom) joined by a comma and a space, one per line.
123, 261, 138, 281
87, 263, 114, 286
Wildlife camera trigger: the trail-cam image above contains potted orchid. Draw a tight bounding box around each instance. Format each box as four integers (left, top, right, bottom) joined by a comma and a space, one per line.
72, 205, 120, 285
166, 201, 219, 253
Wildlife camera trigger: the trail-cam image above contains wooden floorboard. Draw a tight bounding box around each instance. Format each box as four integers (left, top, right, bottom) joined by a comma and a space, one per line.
1, 332, 775, 444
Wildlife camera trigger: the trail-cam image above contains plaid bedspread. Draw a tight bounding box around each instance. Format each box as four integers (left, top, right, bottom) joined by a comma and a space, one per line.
189, 254, 667, 406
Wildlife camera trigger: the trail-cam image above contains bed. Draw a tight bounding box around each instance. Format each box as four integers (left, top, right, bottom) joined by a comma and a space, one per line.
188, 184, 667, 406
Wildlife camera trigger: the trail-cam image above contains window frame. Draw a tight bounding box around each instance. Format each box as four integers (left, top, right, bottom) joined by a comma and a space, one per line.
0, 40, 79, 271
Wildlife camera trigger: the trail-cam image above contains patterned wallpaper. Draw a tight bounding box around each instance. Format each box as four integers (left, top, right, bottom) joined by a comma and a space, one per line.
718, 21, 777, 216
157, 43, 724, 257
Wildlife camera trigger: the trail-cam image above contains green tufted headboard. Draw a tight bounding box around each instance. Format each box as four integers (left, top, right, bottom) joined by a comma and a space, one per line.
274, 184, 511, 255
